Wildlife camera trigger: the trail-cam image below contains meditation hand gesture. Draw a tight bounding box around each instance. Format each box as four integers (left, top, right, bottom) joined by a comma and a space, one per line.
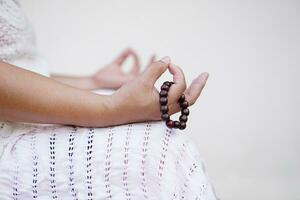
107, 57, 209, 125
0, 57, 208, 127
92, 48, 155, 89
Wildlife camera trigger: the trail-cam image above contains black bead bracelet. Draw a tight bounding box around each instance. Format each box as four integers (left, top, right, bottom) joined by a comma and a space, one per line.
159, 81, 190, 130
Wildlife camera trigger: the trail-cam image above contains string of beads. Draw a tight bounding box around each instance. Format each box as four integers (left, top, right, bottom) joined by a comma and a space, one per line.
159, 81, 189, 130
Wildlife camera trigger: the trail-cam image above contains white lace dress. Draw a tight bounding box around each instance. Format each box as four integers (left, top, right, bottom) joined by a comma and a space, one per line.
0, 0, 218, 199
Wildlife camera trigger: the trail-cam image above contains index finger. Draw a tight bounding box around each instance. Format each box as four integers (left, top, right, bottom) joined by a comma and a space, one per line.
167, 63, 187, 99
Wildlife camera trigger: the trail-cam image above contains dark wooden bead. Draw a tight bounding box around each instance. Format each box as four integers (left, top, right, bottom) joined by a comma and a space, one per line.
159, 81, 190, 130
179, 114, 188, 122
160, 84, 170, 91
179, 121, 186, 130
166, 120, 174, 128
180, 100, 189, 108
181, 108, 190, 116
174, 121, 180, 129
163, 81, 171, 87
161, 113, 170, 121
159, 97, 168, 105
160, 105, 169, 114
159, 90, 168, 97
178, 94, 185, 103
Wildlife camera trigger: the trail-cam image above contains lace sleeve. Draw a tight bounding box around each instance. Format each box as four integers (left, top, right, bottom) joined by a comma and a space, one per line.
0, 0, 37, 61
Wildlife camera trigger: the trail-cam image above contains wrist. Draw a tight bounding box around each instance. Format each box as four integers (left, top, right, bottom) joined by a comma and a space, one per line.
99, 94, 127, 126
97, 94, 117, 126
84, 75, 103, 90
71, 92, 111, 127
91, 73, 106, 89
88, 93, 128, 127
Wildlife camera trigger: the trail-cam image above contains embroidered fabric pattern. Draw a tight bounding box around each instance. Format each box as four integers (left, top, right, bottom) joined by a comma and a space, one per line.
0, 122, 218, 199
86, 128, 94, 200
68, 127, 78, 200
0, 0, 36, 61
0, 0, 218, 199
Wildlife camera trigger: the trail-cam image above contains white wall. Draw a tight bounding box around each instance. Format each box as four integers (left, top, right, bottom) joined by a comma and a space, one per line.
22, 0, 300, 199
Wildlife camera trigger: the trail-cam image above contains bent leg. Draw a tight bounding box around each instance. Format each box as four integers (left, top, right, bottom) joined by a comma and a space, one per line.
0, 121, 217, 200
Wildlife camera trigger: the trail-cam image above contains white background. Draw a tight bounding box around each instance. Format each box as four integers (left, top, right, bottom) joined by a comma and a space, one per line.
22, 0, 300, 199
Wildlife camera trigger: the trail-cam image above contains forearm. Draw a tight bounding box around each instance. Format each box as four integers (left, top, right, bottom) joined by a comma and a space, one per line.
50, 74, 101, 90
0, 62, 114, 127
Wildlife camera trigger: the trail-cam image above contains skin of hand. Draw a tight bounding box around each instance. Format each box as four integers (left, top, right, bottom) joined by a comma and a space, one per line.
51, 48, 155, 90
0, 57, 208, 127
106, 56, 209, 125
92, 48, 156, 90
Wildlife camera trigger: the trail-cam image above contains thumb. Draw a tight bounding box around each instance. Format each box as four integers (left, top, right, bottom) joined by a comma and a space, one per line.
142, 56, 170, 84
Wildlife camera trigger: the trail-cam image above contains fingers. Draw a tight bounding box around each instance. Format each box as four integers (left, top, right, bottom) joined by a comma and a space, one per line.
141, 56, 170, 85
141, 54, 156, 74
132, 53, 156, 75
148, 54, 156, 65
113, 48, 132, 65
129, 50, 140, 75
113, 48, 141, 73
165, 63, 187, 114
168, 63, 187, 98
184, 72, 209, 106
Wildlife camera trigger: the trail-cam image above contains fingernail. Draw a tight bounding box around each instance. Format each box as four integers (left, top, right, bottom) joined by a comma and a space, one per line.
160, 56, 171, 64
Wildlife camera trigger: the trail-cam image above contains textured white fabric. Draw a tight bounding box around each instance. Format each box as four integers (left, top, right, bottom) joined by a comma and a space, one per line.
0, 0, 49, 76
0, 122, 217, 200
0, 0, 218, 199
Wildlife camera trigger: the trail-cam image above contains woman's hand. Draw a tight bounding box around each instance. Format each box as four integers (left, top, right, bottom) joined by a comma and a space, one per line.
0, 58, 208, 128
51, 48, 155, 90
92, 48, 155, 89
105, 57, 209, 125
